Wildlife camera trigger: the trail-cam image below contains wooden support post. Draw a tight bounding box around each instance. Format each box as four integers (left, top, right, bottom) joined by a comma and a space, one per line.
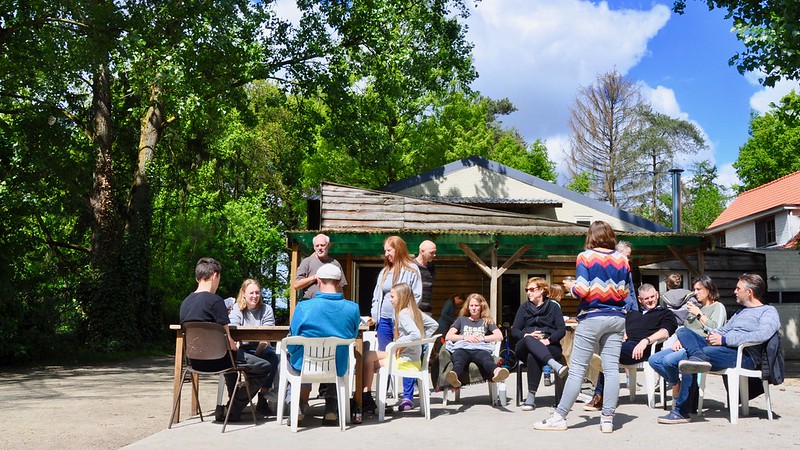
289, 242, 299, 323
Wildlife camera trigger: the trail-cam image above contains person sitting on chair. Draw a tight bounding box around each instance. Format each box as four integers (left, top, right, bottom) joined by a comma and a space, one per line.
444, 293, 510, 389
583, 283, 677, 411
288, 263, 360, 426
657, 273, 780, 424
512, 277, 568, 411
179, 257, 270, 423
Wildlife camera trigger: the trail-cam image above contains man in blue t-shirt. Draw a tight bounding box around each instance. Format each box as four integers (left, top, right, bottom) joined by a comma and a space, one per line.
288, 263, 360, 426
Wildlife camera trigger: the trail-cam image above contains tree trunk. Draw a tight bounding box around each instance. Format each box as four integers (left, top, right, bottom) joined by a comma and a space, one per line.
89, 63, 119, 269
123, 85, 165, 344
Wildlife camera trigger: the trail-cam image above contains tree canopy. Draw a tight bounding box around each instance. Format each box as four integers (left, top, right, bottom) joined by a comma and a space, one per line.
673, 1, 800, 87
734, 90, 800, 192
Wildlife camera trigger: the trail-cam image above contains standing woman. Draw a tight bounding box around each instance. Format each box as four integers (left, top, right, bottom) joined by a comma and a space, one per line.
371, 236, 423, 349
228, 278, 280, 416
370, 236, 422, 409
649, 275, 727, 407
513, 277, 568, 411
535, 221, 630, 433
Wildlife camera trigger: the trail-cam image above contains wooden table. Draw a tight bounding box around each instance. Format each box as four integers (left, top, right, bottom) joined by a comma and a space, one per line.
170, 324, 365, 423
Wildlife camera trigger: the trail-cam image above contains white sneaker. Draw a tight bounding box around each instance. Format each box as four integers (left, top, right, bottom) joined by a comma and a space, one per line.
576, 392, 593, 403
533, 412, 567, 431
600, 414, 613, 433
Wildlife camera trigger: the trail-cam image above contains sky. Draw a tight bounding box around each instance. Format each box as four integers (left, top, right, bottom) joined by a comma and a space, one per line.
463, 0, 800, 189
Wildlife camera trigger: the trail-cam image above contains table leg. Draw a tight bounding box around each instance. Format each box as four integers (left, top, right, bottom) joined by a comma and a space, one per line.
355, 337, 363, 409
172, 331, 184, 423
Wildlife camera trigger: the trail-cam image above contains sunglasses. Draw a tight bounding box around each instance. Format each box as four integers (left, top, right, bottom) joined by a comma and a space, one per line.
525, 287, 540, 292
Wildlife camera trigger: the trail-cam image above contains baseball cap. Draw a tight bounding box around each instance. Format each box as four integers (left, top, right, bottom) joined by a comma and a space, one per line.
316, 263, 342, 281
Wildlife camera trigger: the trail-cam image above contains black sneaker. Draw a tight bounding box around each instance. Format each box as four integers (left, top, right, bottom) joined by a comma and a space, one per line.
362, 392, 378, 415
214, 405, 226, 422
214, 405, 242, 423
256, 394, 272, 416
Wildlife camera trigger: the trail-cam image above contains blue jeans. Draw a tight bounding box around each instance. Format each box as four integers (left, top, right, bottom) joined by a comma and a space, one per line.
648, 347, 686, 385
377, 317, 415, 400
556, 315, 625, 417
672, 327, 754, 416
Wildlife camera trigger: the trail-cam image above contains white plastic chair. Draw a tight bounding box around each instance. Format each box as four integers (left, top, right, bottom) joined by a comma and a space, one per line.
442, 340, 504, 406
377, 334, 440, 422
619, 339, 665, 408
696, 341, 774, 424
276, 336, 355, 432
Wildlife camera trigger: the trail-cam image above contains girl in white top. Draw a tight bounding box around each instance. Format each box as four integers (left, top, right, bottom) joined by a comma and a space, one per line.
362, 283, 437, 414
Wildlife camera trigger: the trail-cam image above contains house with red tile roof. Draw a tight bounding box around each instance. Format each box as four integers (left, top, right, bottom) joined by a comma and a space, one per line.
706, 170, 800, 249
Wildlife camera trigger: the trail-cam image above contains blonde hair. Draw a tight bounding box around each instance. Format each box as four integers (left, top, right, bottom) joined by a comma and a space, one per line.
458, 293, 494, 325
392, 283, 425, 339
380, 236, 418, 288
236, 278, 262, 311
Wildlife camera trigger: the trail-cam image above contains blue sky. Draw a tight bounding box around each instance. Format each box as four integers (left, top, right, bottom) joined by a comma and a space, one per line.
464, 0, 800, 189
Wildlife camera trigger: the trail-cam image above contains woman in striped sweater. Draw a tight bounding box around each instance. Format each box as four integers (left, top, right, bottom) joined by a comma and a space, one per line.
534, 220, 630, 434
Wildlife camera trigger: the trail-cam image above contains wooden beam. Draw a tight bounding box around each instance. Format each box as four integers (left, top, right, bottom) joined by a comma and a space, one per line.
490, 247, 498, 323
668, 245, 698, 276
497, 244, 530, 277
459, 243, 492, 277
289, 242, 299, 323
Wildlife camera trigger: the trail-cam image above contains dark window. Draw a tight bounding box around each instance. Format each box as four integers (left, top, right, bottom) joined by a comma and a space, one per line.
755, 216, 777, 247
715, 232, 726, 248
576, 220, 590, 225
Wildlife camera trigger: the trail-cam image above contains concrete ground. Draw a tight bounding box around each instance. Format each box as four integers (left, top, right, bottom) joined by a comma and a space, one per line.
130, 363, 800, 450
2, 357, 798, 449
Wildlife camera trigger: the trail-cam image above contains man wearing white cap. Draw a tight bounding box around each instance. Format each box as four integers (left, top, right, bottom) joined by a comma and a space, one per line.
288, 263, 360, 426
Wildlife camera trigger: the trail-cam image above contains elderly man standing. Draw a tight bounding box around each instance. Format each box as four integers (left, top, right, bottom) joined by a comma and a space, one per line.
414, 240, 437, 315
293, 233, 347, 300
288, 263, 360, 426
658, 273, 781, 424
583, 283, 678, 411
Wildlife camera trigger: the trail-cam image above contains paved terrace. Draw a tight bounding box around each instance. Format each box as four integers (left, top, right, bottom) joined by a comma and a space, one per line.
2, 356, 797, 449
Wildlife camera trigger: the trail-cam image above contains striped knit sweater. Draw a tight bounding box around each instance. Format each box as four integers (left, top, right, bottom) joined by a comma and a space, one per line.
572, 248, 630, 320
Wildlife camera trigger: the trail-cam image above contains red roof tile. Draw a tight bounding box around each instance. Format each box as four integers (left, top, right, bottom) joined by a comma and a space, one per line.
707, 171, 800, 230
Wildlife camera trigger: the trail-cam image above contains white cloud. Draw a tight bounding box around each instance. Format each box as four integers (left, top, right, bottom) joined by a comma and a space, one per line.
466, 0, 670, 139
543, 134, 571, 183
747, 76, 800, 114
716, 162, 740, 193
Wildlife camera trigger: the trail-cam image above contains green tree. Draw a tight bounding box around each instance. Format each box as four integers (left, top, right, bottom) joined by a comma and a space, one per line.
566, 171, 592, 194
629, 107, 706, 222
1, 0, 478, 354
673, 1, 800, 87
683, 161, 729, 232
733, 91, 800, 192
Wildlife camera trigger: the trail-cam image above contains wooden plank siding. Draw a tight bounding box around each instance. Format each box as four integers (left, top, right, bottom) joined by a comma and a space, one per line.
321, 183, 587, 234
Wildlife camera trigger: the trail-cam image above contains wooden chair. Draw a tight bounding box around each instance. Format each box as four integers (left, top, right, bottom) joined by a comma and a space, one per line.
168, 322, 257, 433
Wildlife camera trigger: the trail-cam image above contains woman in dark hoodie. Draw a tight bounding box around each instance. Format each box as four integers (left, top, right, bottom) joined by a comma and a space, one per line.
512, 276, 568, 411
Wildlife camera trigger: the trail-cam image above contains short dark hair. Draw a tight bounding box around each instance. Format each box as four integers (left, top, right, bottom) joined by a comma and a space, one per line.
585, 221, 617, 250
195, 257, 221, 281
692, 274, 719, 303
739, 273, 766, 301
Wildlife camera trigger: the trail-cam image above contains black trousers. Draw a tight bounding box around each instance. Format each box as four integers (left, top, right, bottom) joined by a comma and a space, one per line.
515, 336, 562, 393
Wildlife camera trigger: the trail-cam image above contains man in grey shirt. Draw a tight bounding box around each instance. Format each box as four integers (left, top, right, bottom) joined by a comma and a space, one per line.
293, 233, 347, 299
658, 273, 780, 424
